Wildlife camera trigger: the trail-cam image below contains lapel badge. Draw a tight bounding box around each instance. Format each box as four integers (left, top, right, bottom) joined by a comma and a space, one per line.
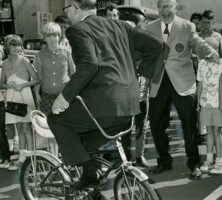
175, 43, 184, 52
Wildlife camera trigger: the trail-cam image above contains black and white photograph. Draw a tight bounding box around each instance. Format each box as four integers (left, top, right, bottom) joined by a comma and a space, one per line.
0, 0, 222, 199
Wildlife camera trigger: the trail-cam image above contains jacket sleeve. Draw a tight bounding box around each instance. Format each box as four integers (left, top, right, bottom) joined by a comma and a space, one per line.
126, 24, 169, 83
66, 49, 76, 76
62, 26, 98, 103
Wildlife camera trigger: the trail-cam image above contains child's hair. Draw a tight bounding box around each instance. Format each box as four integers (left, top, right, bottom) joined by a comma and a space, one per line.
190, 12, 201, 22
42, 22, 62, 39
202, 10, 215, 21
4, 34, 23, 55
55, 15, 71, 26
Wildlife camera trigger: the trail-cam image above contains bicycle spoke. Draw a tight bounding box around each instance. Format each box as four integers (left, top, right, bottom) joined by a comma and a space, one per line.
115, 172, 158, 200
21, 157, 67, 200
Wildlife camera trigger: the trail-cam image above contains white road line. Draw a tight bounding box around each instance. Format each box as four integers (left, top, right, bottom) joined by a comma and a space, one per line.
0, 194, 10, 199
147, 152, 186, 166
152, 173, 210, 189
153, 178, 192, 189
0, 184, 20, 193
203, 186, 222, 200
145, 140, 184, 148
152, 174, 210, 189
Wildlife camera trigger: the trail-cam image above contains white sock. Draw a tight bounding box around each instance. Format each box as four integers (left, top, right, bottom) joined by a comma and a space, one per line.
215, 157, 222, 165
8, 139, 14, 152
206, 153, 213, 163
19, 150, 26, 163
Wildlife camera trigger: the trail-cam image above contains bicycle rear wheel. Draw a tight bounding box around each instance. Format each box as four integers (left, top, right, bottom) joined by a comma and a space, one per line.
114, 171, 159, 200
20, 156, 67, 200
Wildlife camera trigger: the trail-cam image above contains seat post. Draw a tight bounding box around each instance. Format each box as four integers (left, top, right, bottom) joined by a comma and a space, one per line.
115, 138, 128, 163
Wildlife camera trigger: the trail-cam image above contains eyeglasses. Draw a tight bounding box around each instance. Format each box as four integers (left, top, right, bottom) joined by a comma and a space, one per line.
157, 4, 175, 10
63, 4, 78, 11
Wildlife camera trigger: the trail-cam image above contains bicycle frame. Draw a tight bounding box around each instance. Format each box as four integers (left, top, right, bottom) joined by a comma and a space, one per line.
27, 137, 148, 195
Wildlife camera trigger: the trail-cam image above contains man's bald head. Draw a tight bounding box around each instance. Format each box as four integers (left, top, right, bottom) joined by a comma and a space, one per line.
157, 0, 177, 5
68, 0, 97, 10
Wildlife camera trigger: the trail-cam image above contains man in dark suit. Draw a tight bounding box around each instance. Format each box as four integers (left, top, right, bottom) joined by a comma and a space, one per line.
47, 0, 167, 188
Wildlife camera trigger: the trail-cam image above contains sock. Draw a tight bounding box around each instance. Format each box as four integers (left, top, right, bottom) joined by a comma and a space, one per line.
19, 149, 26, 163
8, 139, 14, 152
215, 157, 222, 165
206, 153, 213, 163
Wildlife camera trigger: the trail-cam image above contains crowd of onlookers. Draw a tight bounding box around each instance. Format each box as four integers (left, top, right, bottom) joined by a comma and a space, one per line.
0, 0, 221, 183
0, 16, 75, 170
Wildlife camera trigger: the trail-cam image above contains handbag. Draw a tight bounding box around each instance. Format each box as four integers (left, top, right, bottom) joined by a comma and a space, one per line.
6, 90, 28, 117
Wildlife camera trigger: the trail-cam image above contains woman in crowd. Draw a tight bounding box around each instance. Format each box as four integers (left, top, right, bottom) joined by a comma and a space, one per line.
0, 34, 39, 170
34, 22, 75, 156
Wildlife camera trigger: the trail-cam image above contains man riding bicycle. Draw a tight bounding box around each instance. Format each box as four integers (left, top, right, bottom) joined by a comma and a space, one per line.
47, 0, 168, 189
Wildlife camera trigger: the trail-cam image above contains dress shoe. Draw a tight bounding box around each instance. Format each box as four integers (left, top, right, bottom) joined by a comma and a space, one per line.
75, 169, 106, 189
189, 167, 202, 180
75, 160, 106, 189
149, 164, 172, 175
136, 156, 149, 167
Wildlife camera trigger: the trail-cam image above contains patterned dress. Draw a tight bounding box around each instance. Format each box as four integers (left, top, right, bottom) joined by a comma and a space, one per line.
2, 58, 36, 124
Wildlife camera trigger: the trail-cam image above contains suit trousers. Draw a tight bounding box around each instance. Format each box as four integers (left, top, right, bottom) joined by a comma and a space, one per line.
149, 71, 199, 171
47, 100, 131, 166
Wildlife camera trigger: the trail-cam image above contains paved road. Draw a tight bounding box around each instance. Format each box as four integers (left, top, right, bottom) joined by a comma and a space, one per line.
0, 119, 222, 200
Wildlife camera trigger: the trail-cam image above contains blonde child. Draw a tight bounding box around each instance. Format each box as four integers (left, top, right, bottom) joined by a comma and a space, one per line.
0, 35, 39, 170
34, 22, 75, 156
197, 38, 222, 174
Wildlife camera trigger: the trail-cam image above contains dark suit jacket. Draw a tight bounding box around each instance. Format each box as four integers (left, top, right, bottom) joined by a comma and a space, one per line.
63, 15, 166, 118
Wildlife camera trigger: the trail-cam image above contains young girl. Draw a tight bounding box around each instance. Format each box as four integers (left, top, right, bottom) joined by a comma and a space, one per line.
34, 22, 75, 156
197, 38, 222, 174
0, 34, 39, 170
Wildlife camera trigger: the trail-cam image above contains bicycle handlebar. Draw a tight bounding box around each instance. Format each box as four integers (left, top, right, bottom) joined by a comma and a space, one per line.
76, 96, 134, 140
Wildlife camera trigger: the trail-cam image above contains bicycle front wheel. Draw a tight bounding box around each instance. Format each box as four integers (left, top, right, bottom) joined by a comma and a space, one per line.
114, 171, 159, 200
20, 156, 67, 200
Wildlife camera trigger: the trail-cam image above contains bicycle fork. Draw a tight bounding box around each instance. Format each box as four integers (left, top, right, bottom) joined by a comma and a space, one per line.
116, 138, 149, 198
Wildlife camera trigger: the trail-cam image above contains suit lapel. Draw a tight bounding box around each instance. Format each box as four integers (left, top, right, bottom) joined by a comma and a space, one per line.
167, 16, 181, 44
156, 19, 163, 41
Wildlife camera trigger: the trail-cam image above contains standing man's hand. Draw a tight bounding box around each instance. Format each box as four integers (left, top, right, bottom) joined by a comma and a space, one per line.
52, 93, 69, 114
207, 50, 220, 64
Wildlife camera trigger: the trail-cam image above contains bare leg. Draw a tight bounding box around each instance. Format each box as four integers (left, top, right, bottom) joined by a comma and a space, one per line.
22, 123, 33, 151
206, 126, 214, 154
16, 123, 26, 149
6, 124, 16, 152
49, 138, 59, 157
214, 127, 222, 158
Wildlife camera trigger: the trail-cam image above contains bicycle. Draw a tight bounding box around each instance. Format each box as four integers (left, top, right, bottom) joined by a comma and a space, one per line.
20, 95, 160, 200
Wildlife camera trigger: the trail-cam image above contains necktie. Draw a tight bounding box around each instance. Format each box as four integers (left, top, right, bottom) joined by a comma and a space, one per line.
163, 24, 169, 35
